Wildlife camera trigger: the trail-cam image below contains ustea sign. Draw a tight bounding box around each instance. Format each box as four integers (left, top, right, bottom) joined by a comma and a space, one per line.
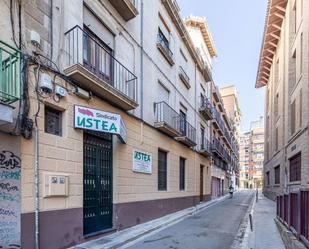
74, 105, 127, 143
133, 150, 152, 174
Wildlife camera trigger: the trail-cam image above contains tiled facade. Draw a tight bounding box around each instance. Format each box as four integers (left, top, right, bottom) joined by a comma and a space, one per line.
256, 0, 309, 200
0, 0, 238, 248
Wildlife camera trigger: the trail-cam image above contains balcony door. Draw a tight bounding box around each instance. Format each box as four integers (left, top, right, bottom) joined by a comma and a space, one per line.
83, 26, 113, 85
180, 110, 187, 136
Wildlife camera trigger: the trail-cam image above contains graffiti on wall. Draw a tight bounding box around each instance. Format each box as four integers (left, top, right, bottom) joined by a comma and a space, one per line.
0, 150, 21, 249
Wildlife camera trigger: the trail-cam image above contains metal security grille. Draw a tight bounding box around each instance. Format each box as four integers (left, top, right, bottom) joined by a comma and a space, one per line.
158, 150, 167, 191
45, 106, 62, 136
83, 132, 113, 235
289, 153, 301, 182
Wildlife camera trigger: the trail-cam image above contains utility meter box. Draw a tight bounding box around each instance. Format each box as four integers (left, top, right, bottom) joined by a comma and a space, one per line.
44, 173, 69, 197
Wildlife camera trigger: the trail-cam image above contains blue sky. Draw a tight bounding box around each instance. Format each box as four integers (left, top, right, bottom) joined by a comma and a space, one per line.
177, 0, 267, 132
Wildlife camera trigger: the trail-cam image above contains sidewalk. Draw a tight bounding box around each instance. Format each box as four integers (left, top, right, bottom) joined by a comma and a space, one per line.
247, 192, 285, 249
70, 194, 230, 249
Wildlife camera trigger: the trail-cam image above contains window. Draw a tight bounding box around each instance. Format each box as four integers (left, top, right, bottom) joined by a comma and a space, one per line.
201, 126, 205, 149
300, 33, 303, 74
266, 171, 270, 186
45, 106, 62, 136
274, 93, 279, 118
158, 82, 169, 104
179, 157, 185, 190
299, 89, 302, 127
158, 150, 167, 190
275, 127, 279, 151
274, 165, 280, 184
289, 153, 301, 182
291, 100, 296, 135
293, 3, 297, 33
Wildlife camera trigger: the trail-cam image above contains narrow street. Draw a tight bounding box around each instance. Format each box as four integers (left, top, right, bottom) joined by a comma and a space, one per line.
126, 190, 254, 249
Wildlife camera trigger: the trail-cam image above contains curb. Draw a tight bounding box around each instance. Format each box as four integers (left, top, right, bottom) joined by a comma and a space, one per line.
72, 194, 230, 249
230, 192, 255, 249
275, 218, 307, 249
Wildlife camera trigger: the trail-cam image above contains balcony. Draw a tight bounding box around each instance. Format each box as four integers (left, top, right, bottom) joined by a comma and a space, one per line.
0, 40, 20, 105
175, 117, 196, 147
198, 137, 212, 157
179, 66, 190, 89
154, 101, 182, 137
108, 0, 139, 21
212, 138, 224, 157
212, 108, 225, 135
64, 26, 138, 111
157, 33, 174, 66
199, 95, 213, 121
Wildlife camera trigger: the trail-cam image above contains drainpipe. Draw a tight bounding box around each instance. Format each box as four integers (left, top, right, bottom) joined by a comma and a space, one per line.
50, 0, 53, 61
140, 0, 144, 120
34, 126, 39, 249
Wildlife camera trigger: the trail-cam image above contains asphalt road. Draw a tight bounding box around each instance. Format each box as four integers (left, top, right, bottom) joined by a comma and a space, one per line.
126, 190, 254, 249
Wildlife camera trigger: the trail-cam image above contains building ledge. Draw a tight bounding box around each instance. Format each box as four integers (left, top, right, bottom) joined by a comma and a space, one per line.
108, 0, 139, 21
64, 64, 138, 111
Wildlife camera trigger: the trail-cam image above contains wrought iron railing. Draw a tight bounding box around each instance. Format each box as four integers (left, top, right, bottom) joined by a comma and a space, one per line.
200, 95, 213, 113
65, 26, 137, 102
213, 108, 225, 132
212, 138, 224, 155
157, 33, 173, 60
200, 137, 211, 153
179, 117, 196, 143
154, 101, 181, 133
0, 40, 20, 104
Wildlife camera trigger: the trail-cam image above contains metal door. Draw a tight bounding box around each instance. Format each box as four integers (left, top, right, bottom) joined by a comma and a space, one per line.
83, 132, 113, 235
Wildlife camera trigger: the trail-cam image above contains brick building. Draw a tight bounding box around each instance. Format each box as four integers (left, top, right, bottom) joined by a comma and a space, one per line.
0, 0, 239, 248
256, 0, 309, 200
239, 117, 264, 189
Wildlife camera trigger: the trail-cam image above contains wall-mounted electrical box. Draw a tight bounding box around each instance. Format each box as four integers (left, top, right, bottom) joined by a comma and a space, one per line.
39, 73, 53, 93
44, 173, 69, 197
55, 85, 67, 97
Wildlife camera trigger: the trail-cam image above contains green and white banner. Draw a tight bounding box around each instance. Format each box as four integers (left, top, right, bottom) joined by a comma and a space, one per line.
74, 105, 127, 143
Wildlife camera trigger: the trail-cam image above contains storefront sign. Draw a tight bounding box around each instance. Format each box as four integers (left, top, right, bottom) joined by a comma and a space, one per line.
74, 105, 127, 143
133, 150, 152, 174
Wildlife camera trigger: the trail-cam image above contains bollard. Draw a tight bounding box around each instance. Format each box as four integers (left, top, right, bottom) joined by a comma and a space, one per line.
256, 189, 258, 203
249, 213, 253, 231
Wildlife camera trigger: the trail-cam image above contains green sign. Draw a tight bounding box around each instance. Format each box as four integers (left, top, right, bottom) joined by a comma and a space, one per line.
74, 105, 127, 143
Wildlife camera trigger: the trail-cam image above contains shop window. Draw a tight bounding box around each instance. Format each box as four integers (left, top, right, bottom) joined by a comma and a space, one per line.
179, 157, 185, 190
289, 153, 301, 182
158, 149, 167, 191
45, 106, 62, 136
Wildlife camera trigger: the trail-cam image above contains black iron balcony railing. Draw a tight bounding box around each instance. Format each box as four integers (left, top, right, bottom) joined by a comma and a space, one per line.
157, 32, 174, 64
65, 26, 138, 103
179, 117, 196, 144
213, 108, 225, 132
200, 137, 211, 153
0, 40, 20, 104
154, 101, 181, 134
199, 95, 213, 120
179, 66, 190, 88
212, 138, 224, 156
